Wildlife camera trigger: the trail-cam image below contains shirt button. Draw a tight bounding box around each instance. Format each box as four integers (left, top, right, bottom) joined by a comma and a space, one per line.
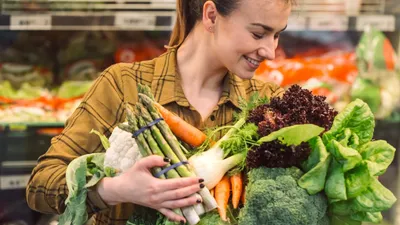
210, 115, 216, 121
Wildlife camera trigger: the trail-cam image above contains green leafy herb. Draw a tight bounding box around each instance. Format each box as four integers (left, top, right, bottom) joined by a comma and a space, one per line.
220, 123, 259, 158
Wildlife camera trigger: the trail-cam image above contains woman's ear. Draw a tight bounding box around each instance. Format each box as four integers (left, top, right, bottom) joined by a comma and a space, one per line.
202, 1, 217, 32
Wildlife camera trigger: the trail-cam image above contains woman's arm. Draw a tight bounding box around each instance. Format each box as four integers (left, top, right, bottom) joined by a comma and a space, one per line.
26, 64, 126, 215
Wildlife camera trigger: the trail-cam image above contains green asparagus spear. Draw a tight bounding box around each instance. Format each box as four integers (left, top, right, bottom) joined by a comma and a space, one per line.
139, 93, 190, 163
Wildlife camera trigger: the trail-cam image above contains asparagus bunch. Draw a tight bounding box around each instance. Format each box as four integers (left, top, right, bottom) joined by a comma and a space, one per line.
119, 86, 217, 225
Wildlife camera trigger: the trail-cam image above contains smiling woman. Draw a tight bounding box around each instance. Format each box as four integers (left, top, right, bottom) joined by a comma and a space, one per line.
26, 0, 293, 224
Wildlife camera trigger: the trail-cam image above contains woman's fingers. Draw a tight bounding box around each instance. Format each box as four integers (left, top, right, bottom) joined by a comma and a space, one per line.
159, 176, 204, 191
158, 208, 186, 223
160, 194, 201, 209
156, 183, 204, 202
136, 155, 169, 171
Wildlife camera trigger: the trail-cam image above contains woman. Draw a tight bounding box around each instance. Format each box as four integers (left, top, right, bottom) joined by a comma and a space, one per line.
26, 0, 292, 224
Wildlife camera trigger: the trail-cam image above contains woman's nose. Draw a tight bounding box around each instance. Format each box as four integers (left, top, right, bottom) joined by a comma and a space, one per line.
257, 37, 277, 61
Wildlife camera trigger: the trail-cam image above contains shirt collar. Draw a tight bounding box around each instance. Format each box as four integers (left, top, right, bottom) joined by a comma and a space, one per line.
152, 47, 245, 109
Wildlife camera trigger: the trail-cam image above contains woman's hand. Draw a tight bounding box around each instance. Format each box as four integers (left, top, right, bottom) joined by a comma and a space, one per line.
97, 155, 204, 222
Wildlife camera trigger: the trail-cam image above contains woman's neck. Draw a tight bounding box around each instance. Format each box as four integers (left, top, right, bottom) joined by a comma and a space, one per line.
176, 25, 228, 96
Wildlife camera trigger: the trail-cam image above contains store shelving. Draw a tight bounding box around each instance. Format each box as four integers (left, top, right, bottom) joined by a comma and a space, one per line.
0, 0, 398, 31
0, 0, 176, 30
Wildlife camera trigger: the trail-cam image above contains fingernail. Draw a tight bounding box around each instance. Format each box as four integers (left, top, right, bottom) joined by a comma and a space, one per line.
200, 183, 205, 189
163, 157, 171, 162
199, 178, 204, 183
196, 199, 202, 203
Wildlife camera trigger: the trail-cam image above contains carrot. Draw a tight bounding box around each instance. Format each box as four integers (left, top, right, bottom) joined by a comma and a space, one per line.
154, 102, 207, 147
215, 175, 231, 221
230, 172, 243, 209
240, 188, 246, 205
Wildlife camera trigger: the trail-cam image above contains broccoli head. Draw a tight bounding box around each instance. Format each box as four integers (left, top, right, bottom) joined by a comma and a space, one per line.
238, 167, 328, 225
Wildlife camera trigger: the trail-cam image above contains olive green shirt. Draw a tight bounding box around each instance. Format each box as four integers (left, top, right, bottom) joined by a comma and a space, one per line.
26, 47, 284, 225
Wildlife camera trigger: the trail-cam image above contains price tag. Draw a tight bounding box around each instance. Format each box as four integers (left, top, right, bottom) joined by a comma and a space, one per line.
115, 13, 156, 30
9, 124, 27, 132
287, 15, 307, 31
10, 15, 51, 30
309, 16, 349, 31
356, 15, 395, 32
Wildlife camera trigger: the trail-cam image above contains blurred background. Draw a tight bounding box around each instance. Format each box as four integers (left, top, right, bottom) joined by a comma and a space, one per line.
0, 0, 399, 224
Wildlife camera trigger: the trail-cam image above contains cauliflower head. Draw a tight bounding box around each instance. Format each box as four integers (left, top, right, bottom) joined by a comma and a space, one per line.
104, 123, 142, 174
238, 167, 329, 225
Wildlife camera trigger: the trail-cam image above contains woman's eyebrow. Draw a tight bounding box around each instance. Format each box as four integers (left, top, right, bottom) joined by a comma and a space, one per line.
250, 23, 288, 32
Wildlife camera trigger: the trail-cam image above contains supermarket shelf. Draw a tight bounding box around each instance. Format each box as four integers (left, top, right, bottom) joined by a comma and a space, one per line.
0, 122, 64, 129
294, 0, 385, 15
0, 11, 175, 30
1, 0, 176, 13
0, 13, 398, 31
288, 14, 398, 32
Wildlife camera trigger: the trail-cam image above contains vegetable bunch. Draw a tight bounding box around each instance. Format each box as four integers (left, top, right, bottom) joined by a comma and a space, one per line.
192, 85, 396, 225
299, 99, 397, 224
119, 85, 217, 225
246, 84, 338, 168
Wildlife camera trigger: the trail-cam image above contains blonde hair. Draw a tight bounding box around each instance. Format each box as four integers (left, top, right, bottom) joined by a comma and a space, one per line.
168, 0, 296, 47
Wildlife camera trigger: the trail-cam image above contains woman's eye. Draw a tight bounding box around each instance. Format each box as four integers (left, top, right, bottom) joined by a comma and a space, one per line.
274, 33, 280, 39
252, 33, 263, 39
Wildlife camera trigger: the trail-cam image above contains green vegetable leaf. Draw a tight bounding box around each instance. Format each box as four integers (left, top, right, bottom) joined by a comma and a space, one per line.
337, 128, 360, 149
59, 160, 88, 225
350, 211, 383, 224
330, 214, 362, 225
327, 140, 362, 173
298, 137, 331, 195
325, 159, 347, 201
90, 129, 110, 150
235, 92, 269, 121
351, 177, 397, 212
330, 200, 353, 216
220, 123, 259, 157
345, 162, 371, 199
56, 81, 94, 99
257, 124, 324, 146
323, 99, 375, 146
105, 167, 117, 177
60, 153, 106, 225
358, 140, 396, 176
197, 211, 230, 225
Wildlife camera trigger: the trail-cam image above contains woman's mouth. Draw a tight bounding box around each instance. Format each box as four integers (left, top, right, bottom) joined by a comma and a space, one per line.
244, 56, 261, 69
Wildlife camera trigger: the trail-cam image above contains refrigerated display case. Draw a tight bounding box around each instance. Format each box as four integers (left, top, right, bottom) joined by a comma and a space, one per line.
0, 0, 399, 224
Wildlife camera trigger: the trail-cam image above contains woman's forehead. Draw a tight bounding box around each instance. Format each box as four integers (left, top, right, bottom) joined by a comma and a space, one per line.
231, 0, 291, 29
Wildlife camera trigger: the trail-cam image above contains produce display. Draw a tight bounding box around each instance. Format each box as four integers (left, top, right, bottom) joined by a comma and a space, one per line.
59, 84, 397, 225
255, 29, 400, 120
0, 31, 168, 124
0, 80, 92, 123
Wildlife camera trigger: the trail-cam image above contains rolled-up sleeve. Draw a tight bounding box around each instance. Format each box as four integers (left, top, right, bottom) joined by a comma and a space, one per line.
26, 64, 125, 215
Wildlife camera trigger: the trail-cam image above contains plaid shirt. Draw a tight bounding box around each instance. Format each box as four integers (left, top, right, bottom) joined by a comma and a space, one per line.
26, 47, 284, 225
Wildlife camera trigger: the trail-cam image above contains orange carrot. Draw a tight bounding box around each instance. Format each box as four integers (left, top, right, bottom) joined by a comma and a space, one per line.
154, 102, 207, 147
241, 188, 246, 205
230, 172, 243, 209
215, 175, 231, 221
